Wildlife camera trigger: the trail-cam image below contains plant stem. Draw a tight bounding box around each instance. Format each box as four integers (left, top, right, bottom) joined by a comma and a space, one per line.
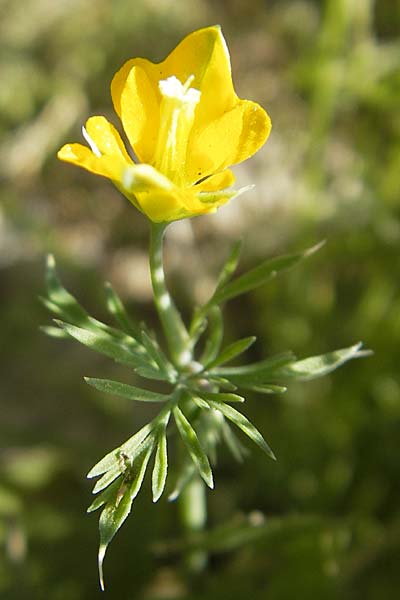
179, 474, 207, 573
149, 222, 191, 367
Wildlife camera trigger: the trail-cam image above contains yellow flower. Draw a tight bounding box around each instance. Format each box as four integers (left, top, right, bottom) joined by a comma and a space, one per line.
58, 26, 271, 223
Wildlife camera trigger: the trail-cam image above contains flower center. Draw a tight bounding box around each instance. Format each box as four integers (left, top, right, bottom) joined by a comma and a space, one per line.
152, 75, 200, 186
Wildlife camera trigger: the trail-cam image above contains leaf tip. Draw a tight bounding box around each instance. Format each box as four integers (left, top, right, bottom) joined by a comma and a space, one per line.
98, 544, 107, 591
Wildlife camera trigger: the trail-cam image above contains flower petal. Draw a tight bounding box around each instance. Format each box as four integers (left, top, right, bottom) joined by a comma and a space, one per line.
111, 62, 160, 163
194, 169, 235, 191
187, 100, 271, 182
57, 143, 126, 180
85, 116, 133, 162
111, 26, 237, 167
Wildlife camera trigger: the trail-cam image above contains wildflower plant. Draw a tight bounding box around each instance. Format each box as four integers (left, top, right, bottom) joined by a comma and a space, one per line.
43, 26, 369, 589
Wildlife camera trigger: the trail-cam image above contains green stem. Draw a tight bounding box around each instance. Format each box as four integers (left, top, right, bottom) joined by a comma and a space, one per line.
179, 474, 207, 573
149, 222, 191, 368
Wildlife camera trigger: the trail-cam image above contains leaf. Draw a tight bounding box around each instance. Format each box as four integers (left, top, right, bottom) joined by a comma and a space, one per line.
205, 336, 256, 369
198, 391, 245, 404
97, 439, 155, 591
87, 477, 122, 513
244, 384, 287, 394
40, 325, 70, 339
141, 330, 177, 381
213, 352, 296, 385
206, 400, 276, 460
135, 366, 169, 381
207, 376, 237, 391
168, 460, 196, 502
55, 321, 152, 369
271, 342, 371, 381
87, 422, 154, 478
200, 306, 224, 366
84, 377, 170, 403
45, 254, 91, 326
104, 282, 141, 339
173, 406, 214, 489
220, 419, 248, 463
215, 239, 242, 291
152, 428, 168, 502
207, 242, 325, 309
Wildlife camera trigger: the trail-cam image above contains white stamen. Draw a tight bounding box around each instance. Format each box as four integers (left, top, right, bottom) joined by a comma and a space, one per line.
82, 126, 101, 157
159, 75, 200, 105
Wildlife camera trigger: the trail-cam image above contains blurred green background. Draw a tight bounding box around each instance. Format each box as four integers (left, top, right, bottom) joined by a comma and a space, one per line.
1, 0, 399, 598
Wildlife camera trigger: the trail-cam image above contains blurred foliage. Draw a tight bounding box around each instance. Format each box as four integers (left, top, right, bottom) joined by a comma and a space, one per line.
1, 0, 399, 598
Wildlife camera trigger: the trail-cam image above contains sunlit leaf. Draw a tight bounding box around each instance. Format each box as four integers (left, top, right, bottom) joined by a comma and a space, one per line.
215, 239, 242, 291
152, 427, 168, 502
271, 342, 371, 381
213, 352, 296, 385
141, 330, 177, 381
198, 391, 245, 404
55, 320, 152, 369
84, 377, 170, 403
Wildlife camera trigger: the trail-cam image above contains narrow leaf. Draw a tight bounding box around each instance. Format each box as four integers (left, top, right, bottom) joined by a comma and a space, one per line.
135, 366, 169, 381
198, 391, 245, 404
206, 336, 256, 369
208, 242, 325, 309
87, 422, 153, 478
173, 406, 214, 489
40, 325, 70, 339
207, 376, 237, 391
245, 384, 288, 394
215, 239, 243, 290
55, 321, 151, 369
168, 460, 196, 502
84, 377, 170, 403
206, 400, 276, 460
45, 254, 90, 325
200, 306, 224, 366
272, 342, 371, 381
152, 428, 168, 502
141, 330, 177, 381
104, 281, 141, 338
213, 352, 296, 385
220, 419, 248, 463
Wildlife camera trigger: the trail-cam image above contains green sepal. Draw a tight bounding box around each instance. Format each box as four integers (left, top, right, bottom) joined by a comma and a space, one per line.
173, 406, 214, 489
205, 399, 276, 461
84, 377, 170, 403
205, 336, 256, 369
270, 342, 371, 381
